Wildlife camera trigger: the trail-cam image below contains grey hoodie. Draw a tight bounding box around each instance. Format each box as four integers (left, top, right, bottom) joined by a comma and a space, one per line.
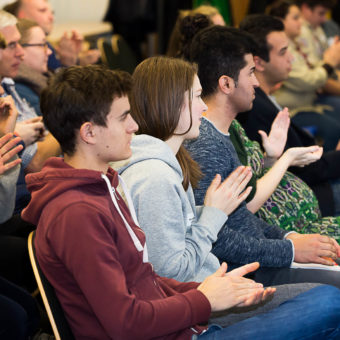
118, 135, 227, 282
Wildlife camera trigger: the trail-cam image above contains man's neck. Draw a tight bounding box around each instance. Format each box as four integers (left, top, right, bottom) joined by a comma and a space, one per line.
254, 71, 272, 95
64, 149, 109, 174
204, 95, 236, 134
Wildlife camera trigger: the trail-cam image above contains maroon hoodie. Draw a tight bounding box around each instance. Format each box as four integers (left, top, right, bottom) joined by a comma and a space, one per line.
22, 157, 211, 340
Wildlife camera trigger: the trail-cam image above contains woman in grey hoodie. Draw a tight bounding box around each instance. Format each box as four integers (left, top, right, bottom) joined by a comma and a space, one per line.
118, 56, 253, 283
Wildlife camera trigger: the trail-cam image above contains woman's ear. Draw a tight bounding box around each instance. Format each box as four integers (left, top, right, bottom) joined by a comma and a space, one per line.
253, 55, 265, 72
218, 75, 234, 94
79, 122, 96, 145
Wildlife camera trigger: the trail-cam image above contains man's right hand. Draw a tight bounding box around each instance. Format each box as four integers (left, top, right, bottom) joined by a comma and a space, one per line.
287, 233, 338, 265
197, 262, 275, 312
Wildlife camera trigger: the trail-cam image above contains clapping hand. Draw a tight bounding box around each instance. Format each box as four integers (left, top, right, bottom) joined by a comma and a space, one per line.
0, 133, 22, 175
259, 107, 290, 160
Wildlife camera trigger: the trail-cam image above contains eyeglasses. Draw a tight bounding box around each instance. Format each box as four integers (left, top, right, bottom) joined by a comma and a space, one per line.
6, 41, 20, 50
21, 42, 49, 51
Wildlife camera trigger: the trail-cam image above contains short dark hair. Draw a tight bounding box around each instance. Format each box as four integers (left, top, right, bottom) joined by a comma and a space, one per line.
296, 0, 336, 9
40, 65, 132, 156
189, 25, 256, 97
178, 14, 212, 60
269, 0, 295, 19
239, 14, 285, 62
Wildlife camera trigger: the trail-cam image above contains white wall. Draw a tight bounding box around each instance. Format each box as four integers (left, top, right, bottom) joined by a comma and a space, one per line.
50, 0, 109, 23
0, 0, 109, 23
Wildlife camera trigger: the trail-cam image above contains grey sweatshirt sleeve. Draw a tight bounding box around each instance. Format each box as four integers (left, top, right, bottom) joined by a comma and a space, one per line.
0, 160, 20, 223
121, 160, 227, 282
185, 121, 293, 267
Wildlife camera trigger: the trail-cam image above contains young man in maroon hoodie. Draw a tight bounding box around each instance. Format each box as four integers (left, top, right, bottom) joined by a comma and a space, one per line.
22, 64, 340, 339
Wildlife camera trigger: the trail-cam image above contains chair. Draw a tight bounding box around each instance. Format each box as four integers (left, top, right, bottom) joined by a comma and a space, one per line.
97, 34, 138, 74
28, 231, 75, 340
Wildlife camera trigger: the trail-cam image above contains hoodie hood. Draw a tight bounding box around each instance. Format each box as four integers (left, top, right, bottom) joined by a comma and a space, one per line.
118, 134, 183, 180
22, 157, 118, 225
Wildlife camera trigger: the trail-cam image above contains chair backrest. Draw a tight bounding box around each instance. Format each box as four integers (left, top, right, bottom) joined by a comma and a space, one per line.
97, 34, 138, 74
28, 231, 75, 340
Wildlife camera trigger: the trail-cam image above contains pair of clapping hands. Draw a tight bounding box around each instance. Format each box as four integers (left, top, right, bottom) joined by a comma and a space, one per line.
259, 107, 323, 168
202, 106, 338, 268
198, 262, 275, 312
203, 107, 322, 218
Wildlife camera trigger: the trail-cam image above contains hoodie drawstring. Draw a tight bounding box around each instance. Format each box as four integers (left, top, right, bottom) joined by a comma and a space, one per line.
101, 174, 148, 263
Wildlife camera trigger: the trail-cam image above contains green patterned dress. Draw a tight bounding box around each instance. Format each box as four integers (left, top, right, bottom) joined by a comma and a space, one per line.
230, 119, 340, 240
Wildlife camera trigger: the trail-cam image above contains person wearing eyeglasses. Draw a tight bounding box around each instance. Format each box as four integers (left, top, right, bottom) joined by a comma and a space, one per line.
14, 18, 52, 116
0, 10, 60, 217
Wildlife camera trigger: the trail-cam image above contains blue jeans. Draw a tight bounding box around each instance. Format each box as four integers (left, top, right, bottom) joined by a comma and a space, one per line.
196, 285, 340, 340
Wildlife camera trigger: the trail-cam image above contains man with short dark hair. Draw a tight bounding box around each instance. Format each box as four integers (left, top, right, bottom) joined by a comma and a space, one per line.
296, 0, 340, 98
238, 13, 340, 218
297, 0, 336, 61
270, 0, 340, 150
186, 24, 340, 288
20, 63, 340, 340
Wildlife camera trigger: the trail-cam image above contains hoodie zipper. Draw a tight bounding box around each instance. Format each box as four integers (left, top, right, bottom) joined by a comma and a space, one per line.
111, 186, 120, 200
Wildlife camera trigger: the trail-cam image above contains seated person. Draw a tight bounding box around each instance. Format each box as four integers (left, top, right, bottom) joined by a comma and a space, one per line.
238, 13, 340, 217
296, 0, 335, 66
186, 25, 340, 288
0, 98, 22, 223
0, 30, 35, 291
166, 4, 224, 58
21, 63, 340, 340
117, 55, 327, 327
0, 102, 39, 338
269, 0, 340, 151
15, 18, 52, 116
169, 11, 340, 238
4, 0, 100, 71
118, 56, 251, 283
0, 10, 60, 213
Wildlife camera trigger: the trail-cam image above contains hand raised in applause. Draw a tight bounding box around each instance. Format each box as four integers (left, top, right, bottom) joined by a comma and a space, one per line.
0, 133, 23, 175
204, 166, 252, 216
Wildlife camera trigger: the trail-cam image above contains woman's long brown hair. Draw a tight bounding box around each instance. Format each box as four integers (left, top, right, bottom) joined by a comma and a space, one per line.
131, 56, 202, 190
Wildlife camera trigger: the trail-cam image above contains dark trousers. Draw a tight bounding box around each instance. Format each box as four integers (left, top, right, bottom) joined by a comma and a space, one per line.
0, 215, 36, 291
252, 266, 340, 289
0, 276, 39, 339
